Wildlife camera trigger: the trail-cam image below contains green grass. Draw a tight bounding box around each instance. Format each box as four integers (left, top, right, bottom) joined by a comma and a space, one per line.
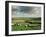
11, 17, 41, 31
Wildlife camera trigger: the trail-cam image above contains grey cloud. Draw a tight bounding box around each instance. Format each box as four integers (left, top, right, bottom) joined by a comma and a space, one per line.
12, 6, 41, 17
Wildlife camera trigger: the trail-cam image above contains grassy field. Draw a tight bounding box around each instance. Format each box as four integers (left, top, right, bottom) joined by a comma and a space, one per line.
11, 17, 41, 31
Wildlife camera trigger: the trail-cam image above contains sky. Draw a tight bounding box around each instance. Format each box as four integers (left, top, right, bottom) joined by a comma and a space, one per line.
12, 5, 41, 17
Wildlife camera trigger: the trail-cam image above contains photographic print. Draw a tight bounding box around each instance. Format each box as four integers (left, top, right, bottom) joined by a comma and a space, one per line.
12, 6, 41, 31
5, 1, 45, 36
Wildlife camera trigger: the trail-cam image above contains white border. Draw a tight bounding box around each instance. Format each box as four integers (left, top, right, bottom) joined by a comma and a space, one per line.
9, 3, 44, 35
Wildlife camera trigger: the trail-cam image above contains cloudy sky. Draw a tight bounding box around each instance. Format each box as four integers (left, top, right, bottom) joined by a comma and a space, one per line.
12, 5, 41, 17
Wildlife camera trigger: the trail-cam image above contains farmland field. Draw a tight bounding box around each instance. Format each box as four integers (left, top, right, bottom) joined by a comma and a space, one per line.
11, 17, 41, 31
